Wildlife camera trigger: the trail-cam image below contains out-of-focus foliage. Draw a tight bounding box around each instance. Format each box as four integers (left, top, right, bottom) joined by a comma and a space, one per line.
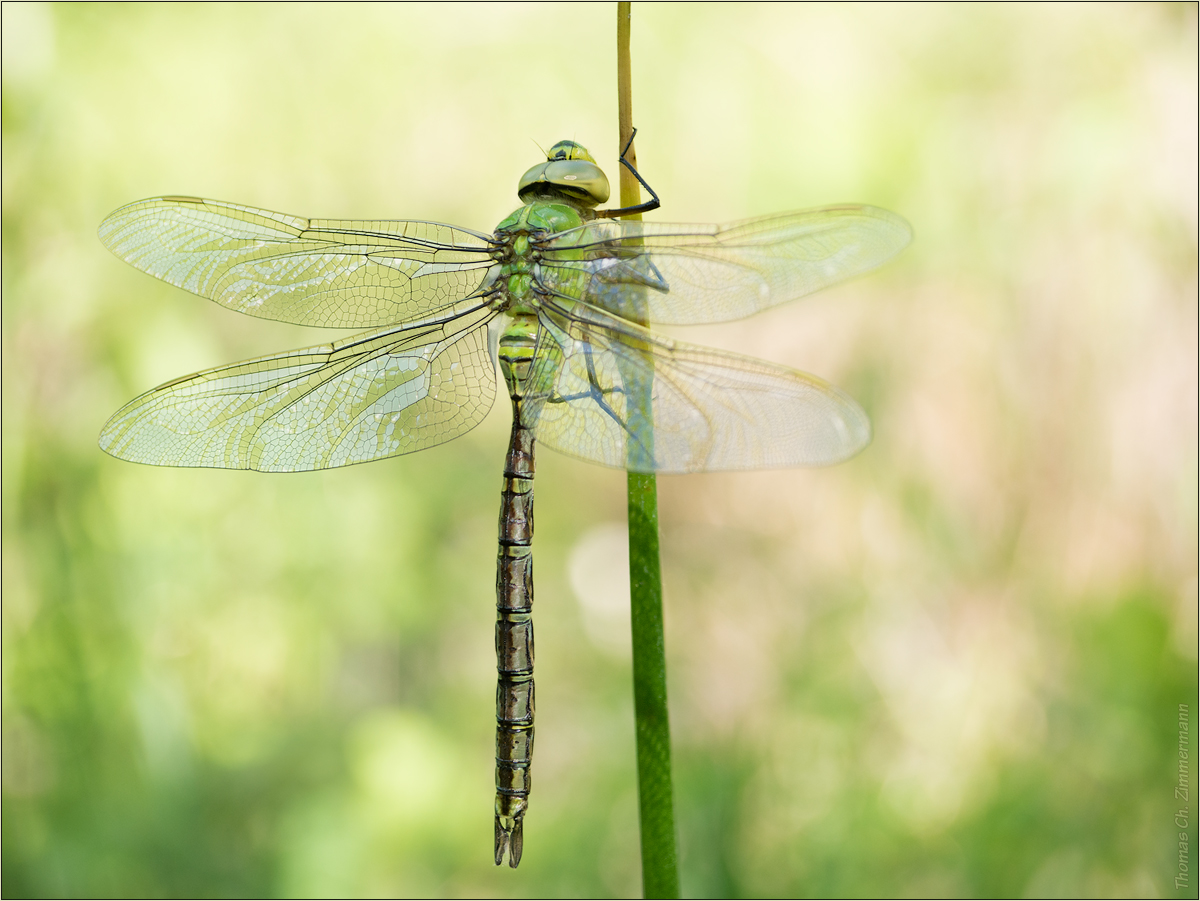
2, 3, 1196, 897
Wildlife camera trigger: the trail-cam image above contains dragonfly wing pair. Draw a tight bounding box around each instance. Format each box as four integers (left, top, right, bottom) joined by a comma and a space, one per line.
98, 197, 500, 469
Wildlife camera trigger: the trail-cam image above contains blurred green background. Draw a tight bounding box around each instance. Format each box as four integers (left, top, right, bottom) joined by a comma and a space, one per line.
3, 3, 1196, 897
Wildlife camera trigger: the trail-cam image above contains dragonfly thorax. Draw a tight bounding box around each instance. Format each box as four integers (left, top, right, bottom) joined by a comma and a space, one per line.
488, 198, 594, 326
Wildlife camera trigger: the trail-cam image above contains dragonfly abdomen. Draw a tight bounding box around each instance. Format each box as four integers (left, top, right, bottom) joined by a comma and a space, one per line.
494, 311, 539, 868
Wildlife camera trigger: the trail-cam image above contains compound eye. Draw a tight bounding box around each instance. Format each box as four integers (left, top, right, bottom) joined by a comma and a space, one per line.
518, 154, 610, 207
548, 159, 609, 205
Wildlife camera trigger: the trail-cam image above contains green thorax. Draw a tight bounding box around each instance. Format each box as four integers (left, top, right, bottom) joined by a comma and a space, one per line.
492, 200, 588, 311
492, 201, 588, 396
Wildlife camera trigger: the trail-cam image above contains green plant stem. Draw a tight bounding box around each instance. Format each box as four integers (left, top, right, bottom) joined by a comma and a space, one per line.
617, 4, 680, 897
627, 471, 678, 898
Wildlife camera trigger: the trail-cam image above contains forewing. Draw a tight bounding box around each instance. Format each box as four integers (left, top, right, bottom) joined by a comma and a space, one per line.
538, 205, 910, 325
99, 307, 497, 471
99, 197, 497, 328
524, 306, 870, 474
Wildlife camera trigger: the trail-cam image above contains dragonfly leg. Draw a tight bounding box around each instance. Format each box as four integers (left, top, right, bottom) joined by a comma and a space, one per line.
495, 407, 536, 867
545, 339, 655, 465
596, 126, 661, 218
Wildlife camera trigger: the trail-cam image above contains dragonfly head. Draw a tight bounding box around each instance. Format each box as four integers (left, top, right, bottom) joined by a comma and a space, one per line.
518, 140, 610, 208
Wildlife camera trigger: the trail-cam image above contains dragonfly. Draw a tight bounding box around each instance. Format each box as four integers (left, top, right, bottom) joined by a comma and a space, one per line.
97, 137, 911, 867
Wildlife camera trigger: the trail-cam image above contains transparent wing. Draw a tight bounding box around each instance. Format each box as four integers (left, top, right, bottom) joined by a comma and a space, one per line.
99, 306, 497, 471
99, 196, 497, 328
537, 205, 910, 326
523, 304, 869, 474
